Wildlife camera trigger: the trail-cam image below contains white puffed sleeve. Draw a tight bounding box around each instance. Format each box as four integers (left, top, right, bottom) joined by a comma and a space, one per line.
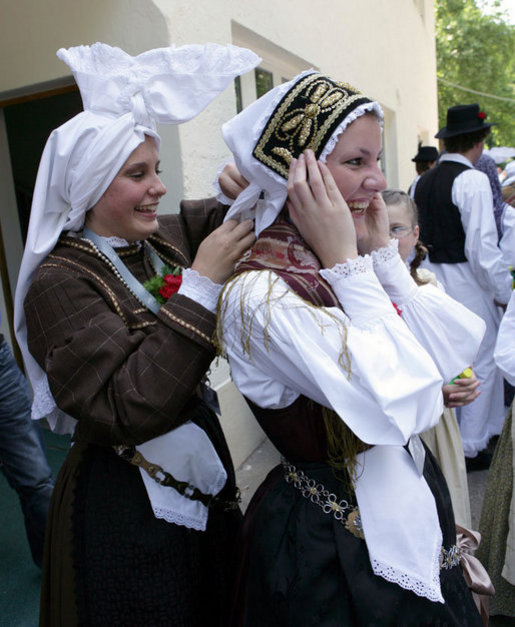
494, 289, 515, 385
219, 259, 444, 447
370, 243, 486, 383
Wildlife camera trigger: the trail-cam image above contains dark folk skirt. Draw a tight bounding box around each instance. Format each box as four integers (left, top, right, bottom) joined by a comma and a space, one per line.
40, 405, 242, 627
477, 404, 515, 617
232, 448, 483, 627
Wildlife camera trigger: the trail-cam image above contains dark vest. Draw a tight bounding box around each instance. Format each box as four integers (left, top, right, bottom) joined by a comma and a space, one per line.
415, 161, 470, 263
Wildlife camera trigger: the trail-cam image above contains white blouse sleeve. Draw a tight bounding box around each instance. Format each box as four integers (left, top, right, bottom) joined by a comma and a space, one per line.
453, 169, 512, 305
371, 244, 486, 383
220, 258, 444, 447
177, 268, 223, 313
494, 289, 515, 385
500, 204, 515, 268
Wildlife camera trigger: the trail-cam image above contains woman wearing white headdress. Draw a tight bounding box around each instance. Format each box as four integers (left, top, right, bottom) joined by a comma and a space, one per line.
215, 71, 491, 625
15, 42, 259, 626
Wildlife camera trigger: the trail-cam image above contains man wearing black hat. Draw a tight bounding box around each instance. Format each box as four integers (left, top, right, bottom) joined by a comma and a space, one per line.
415, 104, 511, 469
408, 145, 439, 197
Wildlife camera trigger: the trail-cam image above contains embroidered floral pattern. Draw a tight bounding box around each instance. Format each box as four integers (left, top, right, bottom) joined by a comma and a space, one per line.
253, 73, 372, 179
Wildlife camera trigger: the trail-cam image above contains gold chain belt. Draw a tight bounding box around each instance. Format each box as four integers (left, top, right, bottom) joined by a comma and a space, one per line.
282, 458, 462, 569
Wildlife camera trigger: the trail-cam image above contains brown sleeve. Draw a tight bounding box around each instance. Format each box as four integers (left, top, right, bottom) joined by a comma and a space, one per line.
179, 197, 227, 258
25, 266, 217, 446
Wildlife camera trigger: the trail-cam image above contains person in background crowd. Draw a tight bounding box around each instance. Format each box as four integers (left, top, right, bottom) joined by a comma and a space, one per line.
475, 152, 515, 410
408, 144, 439, 197
0, 312, 54, 568
382, 189, 480, 528
477, 283, 515, 619
15, 42, 258, 626
414, 104, 512, 470
501, 161, 515, 207
475, 152, 507, 243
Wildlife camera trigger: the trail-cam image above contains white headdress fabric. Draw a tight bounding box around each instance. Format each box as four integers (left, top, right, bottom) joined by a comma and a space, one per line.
219, 70, 383, 236
15, 42, 260, 431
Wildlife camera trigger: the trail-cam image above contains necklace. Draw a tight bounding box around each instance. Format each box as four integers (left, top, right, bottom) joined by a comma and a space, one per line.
82, 227, 165, 314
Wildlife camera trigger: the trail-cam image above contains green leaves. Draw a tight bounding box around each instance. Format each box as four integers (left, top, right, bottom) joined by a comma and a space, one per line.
435, 0, 515, 147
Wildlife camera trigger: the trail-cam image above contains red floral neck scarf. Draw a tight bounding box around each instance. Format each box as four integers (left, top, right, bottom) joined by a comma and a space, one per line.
235, 215, 341, 309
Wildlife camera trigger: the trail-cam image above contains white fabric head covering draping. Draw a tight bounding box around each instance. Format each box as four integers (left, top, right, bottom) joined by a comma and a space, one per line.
218, 70, 383, 235
14, 42, 260, 432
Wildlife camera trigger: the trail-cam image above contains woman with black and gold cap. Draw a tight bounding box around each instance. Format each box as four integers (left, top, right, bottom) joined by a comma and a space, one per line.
216, 71, 491, 625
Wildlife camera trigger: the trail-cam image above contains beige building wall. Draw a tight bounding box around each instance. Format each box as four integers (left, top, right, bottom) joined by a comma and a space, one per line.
0, 0, 438, 466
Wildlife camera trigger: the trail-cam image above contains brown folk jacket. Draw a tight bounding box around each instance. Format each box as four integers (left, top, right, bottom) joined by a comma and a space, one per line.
25, 198, 224, 446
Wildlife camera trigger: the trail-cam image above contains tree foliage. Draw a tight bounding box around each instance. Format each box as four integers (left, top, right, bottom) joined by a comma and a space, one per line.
435, 0, 515, 147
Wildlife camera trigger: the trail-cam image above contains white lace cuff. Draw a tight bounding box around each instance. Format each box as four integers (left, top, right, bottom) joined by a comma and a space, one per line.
370, 239, 399, 266
178, 268, 223, 313
371, 241, 418, 304
319, 255, 373, 281
320, 256, 396, 322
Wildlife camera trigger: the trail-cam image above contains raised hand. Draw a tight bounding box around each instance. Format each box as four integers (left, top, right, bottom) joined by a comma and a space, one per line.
358, 192, 391, 255
286, 150, 358, 268
442, 370, 481, 408
219, 162, 250, 200
191, 219, 255, 284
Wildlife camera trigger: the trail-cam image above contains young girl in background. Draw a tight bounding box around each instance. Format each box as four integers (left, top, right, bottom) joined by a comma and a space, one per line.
382, 189, 480, 527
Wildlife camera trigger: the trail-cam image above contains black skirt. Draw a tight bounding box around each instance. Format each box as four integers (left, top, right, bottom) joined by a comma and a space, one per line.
232, 448, 483, 627
40, 402, 242, 627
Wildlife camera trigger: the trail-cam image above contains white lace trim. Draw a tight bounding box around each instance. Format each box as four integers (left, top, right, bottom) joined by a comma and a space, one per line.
105, 235, 132, 248
150, 507, 208, 531
370, 239, 399, 266
57, 43, 261, 123
179, 268, 223, 313
319, 101, 384, 163
30, 370, 77, 433
319, 255, 373, 281
370, 530, 444, 604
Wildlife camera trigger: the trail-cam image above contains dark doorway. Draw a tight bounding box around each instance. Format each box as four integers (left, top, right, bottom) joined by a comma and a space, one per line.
4, 89, 82, 243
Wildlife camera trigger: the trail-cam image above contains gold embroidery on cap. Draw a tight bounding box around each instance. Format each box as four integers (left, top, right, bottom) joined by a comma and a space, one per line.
253, 73, 367, 179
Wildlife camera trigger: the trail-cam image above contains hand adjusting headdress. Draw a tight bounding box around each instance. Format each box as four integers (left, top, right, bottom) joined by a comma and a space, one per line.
219, 70, 383, 235
15, 41, 260, 430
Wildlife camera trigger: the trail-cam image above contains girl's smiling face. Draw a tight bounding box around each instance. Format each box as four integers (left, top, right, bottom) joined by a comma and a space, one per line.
86, 135, 166, 242
325, 113, 387, 239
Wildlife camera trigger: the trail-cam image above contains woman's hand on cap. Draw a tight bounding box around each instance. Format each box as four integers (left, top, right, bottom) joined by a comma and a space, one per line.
286, 150, 358, 268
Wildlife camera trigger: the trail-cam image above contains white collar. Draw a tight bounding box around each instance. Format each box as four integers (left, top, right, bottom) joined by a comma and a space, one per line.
439, 152, 474, 168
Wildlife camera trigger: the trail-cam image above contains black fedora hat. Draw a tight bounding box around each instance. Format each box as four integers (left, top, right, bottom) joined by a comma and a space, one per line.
412, 146, 439, 162
435, 103, 494, 139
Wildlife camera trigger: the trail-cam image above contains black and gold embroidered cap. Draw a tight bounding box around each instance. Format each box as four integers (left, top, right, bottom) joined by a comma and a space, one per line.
253, 72, 375, 179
